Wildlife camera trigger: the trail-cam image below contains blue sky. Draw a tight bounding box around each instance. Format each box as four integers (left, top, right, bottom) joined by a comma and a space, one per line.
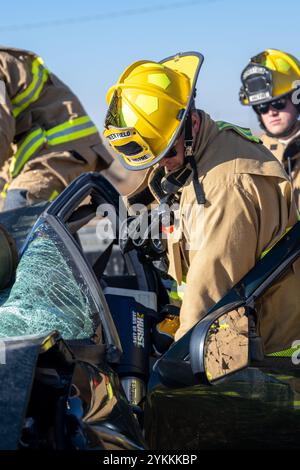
1, 0, 299, 133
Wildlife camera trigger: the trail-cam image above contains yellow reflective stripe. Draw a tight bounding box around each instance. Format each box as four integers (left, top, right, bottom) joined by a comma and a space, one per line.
47, 116, 98, 146
12, 57, 49, 118
221, 391, 240, 397
169, 291, 182, 301
0, 183, 9, 199
206, 371, 213, 381
260, 226, 293, 259
106, 383, 114, 400
10, 128, 46, 178
49, 190, 60, 201
275, 375, 295, 380
10, 116, 98, 178
170, 277, 187, 301
267, 346, 300, 358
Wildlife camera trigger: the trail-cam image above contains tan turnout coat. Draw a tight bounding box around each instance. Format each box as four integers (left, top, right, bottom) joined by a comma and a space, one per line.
0, 46, 112, 203
261, 128, 300, 210
130, 111, 300, 354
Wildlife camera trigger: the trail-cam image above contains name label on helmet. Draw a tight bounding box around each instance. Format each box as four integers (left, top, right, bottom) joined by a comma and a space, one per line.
127, 154, 152, 163
249, 91, 271, 103
107, 130, 132, 141
243, 65, 266, 79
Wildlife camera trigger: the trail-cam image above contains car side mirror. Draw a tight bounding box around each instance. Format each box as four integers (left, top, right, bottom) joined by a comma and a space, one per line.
190, 305, 249, 384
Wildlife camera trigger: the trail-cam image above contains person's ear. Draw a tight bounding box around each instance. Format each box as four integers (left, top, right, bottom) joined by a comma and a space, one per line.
192, 111, 200, 137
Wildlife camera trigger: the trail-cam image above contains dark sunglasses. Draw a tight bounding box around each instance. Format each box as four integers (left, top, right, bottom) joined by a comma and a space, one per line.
254, 98, 288, 115
164, 146, 178, 159
163, 130, 185, 159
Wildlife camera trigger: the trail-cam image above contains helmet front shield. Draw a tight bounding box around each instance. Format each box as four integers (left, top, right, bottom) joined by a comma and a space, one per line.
240, 49, 300, 106
240, 63, 273, 105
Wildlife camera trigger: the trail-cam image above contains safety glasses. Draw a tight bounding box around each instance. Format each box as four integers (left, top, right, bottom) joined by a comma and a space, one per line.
164, 146, 178, 159
163, 131, 184, 159
254, 98, 288, 115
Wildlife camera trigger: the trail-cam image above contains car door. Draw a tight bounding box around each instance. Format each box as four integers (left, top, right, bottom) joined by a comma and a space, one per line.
145, 221, 300, 449
0, 173, 149, 450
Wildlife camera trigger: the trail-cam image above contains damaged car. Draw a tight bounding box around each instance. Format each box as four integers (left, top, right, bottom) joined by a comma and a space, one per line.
0, 173, 300, 450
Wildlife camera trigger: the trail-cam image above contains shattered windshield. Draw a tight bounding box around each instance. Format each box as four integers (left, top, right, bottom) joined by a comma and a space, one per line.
0, 221, 98, 339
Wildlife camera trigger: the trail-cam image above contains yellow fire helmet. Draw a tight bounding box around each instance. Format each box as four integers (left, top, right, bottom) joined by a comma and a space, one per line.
103, 51, 204, 170
240, 49, 300, 106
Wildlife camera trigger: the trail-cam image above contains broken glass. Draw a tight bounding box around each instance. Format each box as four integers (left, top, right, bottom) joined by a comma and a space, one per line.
0, 221, 98, 339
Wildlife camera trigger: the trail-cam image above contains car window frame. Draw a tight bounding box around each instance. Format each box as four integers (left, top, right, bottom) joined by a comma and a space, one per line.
20, 211, 122, 363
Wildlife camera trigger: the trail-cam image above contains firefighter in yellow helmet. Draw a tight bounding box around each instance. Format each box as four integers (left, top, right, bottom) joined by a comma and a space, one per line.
0, 46, 113, 211
103, 51, 300, 355
240, 49, 300, 208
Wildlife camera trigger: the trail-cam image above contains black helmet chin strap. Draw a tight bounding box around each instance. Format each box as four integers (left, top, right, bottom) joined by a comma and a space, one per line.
128, 111, 206, 207
183, 109, 194, 158
184, 111, 206, 205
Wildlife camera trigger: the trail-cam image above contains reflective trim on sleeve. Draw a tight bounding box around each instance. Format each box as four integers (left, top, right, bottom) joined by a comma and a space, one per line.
9, 116, 99, 178
10, 128, 46, 178
11, 57, 49, 118
46, 116, 98, 146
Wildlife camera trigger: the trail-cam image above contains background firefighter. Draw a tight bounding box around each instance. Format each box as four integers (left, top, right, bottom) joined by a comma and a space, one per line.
240, 49, 300, 210
0, 46, 112, 211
